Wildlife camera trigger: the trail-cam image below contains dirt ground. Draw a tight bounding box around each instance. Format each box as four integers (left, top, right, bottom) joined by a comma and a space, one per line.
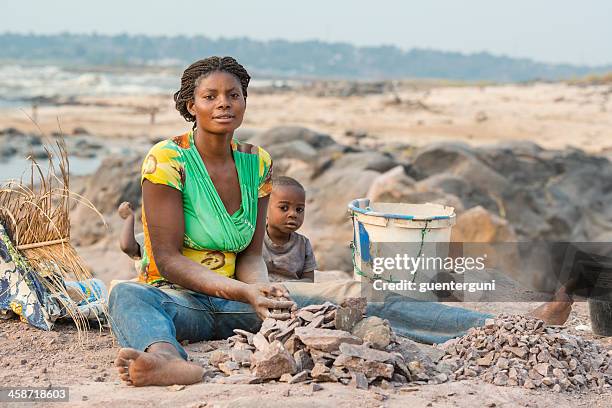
2, 81, 612, 406
1, 299, 610, 407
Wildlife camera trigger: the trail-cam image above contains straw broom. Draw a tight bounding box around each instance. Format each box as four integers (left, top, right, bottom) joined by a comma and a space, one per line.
0, 136, 107, 335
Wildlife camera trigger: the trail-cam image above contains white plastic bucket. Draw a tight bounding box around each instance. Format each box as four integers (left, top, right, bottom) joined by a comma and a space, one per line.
348, 199, 456, 296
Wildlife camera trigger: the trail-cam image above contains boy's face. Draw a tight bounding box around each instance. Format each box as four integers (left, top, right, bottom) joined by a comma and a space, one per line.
268, 185, 306, 234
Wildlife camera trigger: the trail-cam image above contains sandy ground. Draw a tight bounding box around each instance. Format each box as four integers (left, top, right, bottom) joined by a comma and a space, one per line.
1, 300, 610, 407
1, 82, 611, 154
2, 81, 612, 406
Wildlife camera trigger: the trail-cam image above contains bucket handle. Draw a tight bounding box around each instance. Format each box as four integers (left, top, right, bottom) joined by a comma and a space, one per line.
348, 198, 451, 221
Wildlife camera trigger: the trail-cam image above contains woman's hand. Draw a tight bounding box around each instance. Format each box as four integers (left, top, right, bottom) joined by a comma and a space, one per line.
244, 283, 297, 320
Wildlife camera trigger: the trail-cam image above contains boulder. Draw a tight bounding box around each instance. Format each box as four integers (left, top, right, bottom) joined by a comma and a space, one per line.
412, 142, 509, 197
265, 140, 318, 162
367, 166, 463, 211
416, 173, 499, 214
218, 361, 240, 375
70, 155, 142, 245
271, 157, 316, 181
451, 206, 517, 243
364, 154, 401, 173
366, 166, 415, 200
233, 127, 258, 142
248, 126, 336, 150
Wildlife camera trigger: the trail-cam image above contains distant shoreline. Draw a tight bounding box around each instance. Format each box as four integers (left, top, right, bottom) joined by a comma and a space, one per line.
2, 32, 610, 82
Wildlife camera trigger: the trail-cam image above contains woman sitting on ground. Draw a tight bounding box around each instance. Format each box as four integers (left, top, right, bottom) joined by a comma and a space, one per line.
110, 57, 296, 386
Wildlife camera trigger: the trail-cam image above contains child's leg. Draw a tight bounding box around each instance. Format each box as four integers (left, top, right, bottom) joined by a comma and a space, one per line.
118, 202, 141, 259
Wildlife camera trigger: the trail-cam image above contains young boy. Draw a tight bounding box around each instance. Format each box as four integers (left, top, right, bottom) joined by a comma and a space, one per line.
264, 176, 316, 282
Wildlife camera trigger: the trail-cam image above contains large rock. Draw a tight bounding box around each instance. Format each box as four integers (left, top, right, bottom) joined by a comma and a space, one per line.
474, 141, 555, 187
363, 154, 401, 173
451, 205, 517, 243
416, 173, 499, 214
294, 327, 362, 352
319, 151, 399, 177
265, 140, 318, 162
251, 340, 297, 380
70, 155, 142, 245
366, 166, 416, 200
248, 126, 336, 150
367, 166, 464, 211
409, 141, 612, 250
412, 142, 509, 197
271, 157, 316, 182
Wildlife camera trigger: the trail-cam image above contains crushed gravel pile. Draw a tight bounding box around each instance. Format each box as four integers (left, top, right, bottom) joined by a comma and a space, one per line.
441, 314, 612, 393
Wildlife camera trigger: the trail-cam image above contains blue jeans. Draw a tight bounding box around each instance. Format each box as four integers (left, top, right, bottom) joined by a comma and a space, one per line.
109, 282, 263, 360
108, 281, 492, 360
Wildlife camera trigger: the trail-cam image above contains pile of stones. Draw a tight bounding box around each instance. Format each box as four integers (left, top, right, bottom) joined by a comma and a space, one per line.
207, 298, 446, 389
440, 314, 612, 393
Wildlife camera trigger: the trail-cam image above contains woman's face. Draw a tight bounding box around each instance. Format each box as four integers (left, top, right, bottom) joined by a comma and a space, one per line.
187, 71, 246, 135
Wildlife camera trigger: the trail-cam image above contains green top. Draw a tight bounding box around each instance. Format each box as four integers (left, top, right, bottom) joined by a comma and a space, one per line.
139, 131, 273, 283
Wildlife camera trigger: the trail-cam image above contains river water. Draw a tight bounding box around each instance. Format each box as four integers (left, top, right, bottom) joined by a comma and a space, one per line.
0, 155, 103, 182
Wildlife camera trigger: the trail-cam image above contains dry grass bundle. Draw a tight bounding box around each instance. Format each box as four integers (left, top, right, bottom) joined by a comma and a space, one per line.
0, 135, 106, 334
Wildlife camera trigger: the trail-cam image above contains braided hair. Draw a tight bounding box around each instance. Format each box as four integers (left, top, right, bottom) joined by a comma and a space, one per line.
173, 56, 251, 124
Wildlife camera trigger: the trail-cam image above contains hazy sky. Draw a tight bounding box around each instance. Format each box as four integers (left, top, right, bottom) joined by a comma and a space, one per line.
2, 0, 611, 66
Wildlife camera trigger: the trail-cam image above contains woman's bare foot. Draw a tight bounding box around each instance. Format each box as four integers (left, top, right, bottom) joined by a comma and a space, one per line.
528, 287, 573, 325
118, 202, 134, 220
114, 347, 204, 387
